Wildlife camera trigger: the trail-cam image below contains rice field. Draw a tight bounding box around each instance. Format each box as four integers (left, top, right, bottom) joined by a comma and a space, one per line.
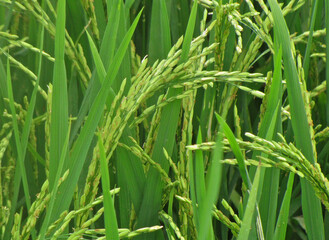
0, 0, 329, 239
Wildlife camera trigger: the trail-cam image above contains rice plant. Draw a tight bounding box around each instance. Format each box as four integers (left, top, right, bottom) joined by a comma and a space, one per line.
0, 0, 328, 239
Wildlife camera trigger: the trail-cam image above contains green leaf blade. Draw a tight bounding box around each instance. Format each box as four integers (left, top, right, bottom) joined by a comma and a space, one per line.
267, 1, 325, 239
48, 0, 69, 191
48, 8, 143, 224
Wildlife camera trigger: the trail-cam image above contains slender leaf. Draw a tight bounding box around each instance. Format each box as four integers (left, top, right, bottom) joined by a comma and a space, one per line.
267, 1, 324, 239
216, 114, 251, 188
303, 0, 319, 88
39, 122, 71, 239
70, 0, 122, 143
6, 52, 32, 225
148, 0, 171, 64
2, 14, 45, 240
190, 128, 206, 230
198, 128, 223, 240
273, 173, 295, 240
48, 9, 143, 224
98, 133, 119, 240
237, 165, 262, 240
48, 0, 68, 191
257, 37, 283, 240
86, 15, 145, 229
136, 3, 198, 239
326, 0, 329, 125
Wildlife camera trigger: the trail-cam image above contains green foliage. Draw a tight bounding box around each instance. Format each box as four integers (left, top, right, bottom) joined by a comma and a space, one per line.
0, 0, 329, 239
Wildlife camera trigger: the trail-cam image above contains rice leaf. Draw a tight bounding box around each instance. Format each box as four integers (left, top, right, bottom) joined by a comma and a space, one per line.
48, 0, 68, 191
148, 0, 171, 64
136, 3, 198, 239
2, 15, 45, 240
195, 128, 206, 204
303, 0, 319, 88
39, 121, 71, 239
257, 36, 283, 240
101, 0, 121, 68
86, 13, 145, 228
70, 0, 122, 143
216, 114, 251, 188
0, 59, 7, 101
180, 0, 198, 63
6, 51, 32, 228
326, 0, 329, 125
85, 31, 115, 98
273, 173, 295, 240
98, 133, 119, 240
267, 1, 325, 239
190, 128, 206, 230
94, 0, 106, 40
237, 164, 261, 240
48, 9, 143, 224
197, 128, 223, 240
